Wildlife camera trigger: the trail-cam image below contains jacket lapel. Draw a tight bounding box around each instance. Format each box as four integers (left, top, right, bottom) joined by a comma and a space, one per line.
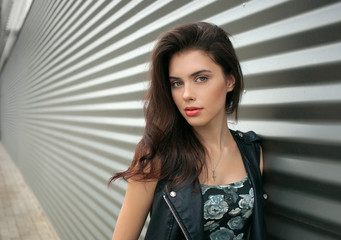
165, 181, 204, 240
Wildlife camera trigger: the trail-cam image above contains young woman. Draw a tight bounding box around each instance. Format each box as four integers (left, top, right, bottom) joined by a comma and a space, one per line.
110, 22, 268, 240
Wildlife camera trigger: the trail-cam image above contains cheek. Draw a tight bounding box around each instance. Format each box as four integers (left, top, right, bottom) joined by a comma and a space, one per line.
209, 83, 228, 104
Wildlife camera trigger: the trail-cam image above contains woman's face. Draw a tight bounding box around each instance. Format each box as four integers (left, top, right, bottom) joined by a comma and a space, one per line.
169, 49, 235, 129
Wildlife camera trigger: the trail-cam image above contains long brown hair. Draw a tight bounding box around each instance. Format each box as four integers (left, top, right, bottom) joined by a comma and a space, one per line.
109, 22, 243, 189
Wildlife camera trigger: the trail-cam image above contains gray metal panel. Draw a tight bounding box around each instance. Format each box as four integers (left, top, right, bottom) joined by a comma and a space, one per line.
0, 0, 340, 239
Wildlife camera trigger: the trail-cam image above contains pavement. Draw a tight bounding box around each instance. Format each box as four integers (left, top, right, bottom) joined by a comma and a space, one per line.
0, 143, 60, 240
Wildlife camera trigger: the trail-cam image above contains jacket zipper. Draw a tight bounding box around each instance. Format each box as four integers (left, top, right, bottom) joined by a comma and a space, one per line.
163, 194, 190, 240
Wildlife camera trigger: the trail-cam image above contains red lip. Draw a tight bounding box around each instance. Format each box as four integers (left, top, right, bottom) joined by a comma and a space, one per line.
184, 107, 202, 117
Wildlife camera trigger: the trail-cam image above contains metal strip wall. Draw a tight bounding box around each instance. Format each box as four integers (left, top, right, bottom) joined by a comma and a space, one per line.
0, 1, 340, 239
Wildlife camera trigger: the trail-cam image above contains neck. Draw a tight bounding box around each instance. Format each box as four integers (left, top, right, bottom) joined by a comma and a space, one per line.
193, 115, 231, 153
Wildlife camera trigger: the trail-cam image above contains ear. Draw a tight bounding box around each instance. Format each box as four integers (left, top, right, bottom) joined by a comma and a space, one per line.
226, 74, 236, 92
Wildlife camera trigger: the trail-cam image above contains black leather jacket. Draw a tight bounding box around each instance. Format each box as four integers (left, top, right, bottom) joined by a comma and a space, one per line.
145, 130, 268, 240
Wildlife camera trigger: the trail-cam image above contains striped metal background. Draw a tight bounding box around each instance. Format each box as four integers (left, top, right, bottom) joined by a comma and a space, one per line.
1, 1, 341, 239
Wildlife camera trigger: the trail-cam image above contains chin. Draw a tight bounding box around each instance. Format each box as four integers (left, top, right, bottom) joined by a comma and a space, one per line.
185, 119, 207, 128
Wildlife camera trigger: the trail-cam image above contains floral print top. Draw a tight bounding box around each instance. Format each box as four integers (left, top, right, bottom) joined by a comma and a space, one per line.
201, 175, 254, 240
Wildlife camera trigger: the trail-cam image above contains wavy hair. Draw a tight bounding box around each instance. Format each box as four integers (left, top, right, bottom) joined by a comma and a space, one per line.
109, 22, 243, 189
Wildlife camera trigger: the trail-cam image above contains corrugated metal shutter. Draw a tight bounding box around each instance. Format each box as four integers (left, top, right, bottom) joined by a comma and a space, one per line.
1, 1, 340, 239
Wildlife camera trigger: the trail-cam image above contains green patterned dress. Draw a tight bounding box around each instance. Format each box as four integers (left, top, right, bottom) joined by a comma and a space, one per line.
201, 175, 254, 240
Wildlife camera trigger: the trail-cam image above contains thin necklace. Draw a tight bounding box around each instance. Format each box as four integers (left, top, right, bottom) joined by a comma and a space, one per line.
210, 150, 223, 182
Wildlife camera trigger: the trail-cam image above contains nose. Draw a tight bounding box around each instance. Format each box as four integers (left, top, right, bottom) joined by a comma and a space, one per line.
182, 83, 195, 101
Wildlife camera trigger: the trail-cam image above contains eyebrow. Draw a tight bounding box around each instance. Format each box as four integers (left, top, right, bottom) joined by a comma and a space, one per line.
169, 69, 212, 80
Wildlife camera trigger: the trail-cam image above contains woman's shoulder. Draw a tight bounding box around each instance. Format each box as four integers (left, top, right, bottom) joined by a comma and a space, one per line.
230, 129, 261, 143
230, 129, 262, 169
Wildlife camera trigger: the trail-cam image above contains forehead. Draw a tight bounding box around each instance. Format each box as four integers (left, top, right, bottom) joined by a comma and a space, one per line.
169, 49, 220, 75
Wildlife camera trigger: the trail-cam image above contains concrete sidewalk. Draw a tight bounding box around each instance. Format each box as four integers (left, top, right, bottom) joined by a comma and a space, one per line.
0, 143, 60, 240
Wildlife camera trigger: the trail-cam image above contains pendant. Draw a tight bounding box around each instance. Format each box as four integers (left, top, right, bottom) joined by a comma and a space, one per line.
212, 170, 216, 181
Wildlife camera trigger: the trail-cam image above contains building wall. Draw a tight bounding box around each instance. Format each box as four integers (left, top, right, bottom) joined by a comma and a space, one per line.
1, 1, 341, 239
